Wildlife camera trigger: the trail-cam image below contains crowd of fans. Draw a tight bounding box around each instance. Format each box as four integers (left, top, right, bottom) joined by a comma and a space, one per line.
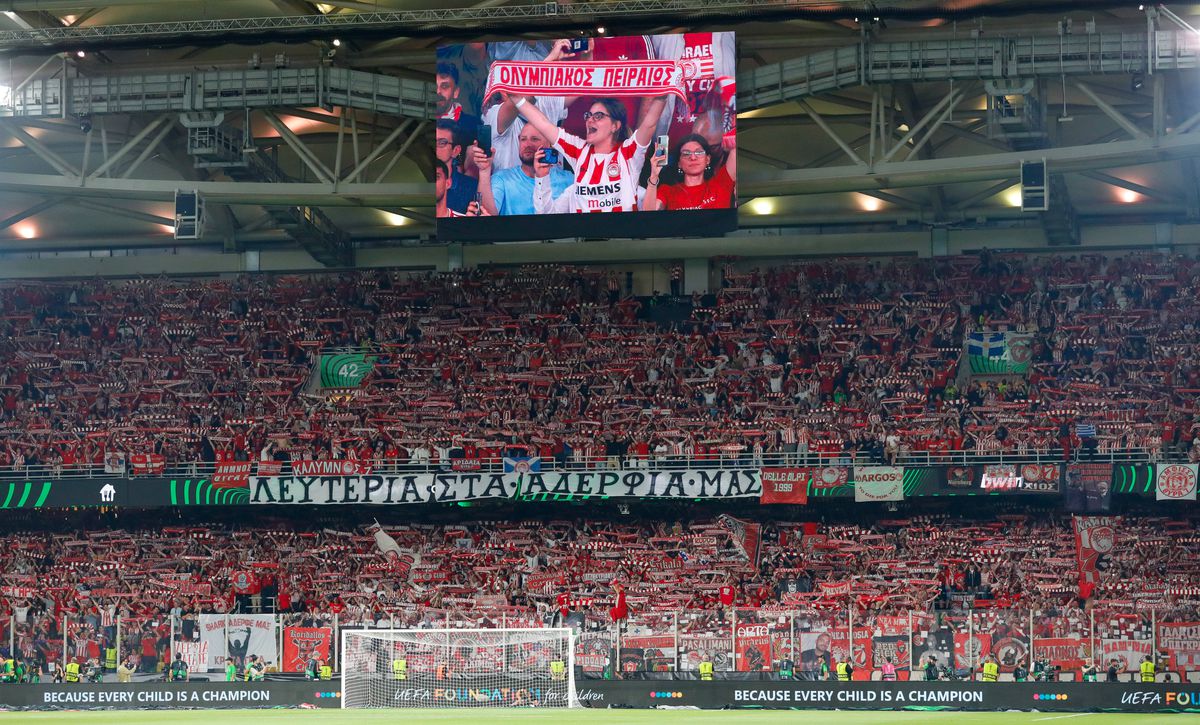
0, 250, 1196, 474
0, 505, 1195, 675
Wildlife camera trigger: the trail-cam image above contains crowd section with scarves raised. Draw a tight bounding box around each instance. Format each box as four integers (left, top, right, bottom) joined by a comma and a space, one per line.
0, 504, 1197, 681
0, 249, 1199, 475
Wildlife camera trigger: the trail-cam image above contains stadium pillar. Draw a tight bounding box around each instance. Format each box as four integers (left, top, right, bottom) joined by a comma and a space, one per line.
848, 604, 854, 676
789, 612, 795, 674
683, 258, 708, 295
62, 616, 68, 666
908, 612, 914, 677
731, 608, 738, 671
968, 612, 975, 673
1029, 610, 1035, 674
672, 612, 679, 672
1090, 609, 1096, 671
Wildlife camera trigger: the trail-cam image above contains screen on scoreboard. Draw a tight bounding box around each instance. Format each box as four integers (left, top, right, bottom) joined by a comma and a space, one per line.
434, 31, 738, 242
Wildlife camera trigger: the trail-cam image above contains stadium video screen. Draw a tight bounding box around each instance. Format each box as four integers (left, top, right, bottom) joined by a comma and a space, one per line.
434, 32, 738, 242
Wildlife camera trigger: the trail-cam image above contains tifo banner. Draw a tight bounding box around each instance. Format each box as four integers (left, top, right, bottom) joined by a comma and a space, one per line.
966, 331, 1033, 375
282, 627, 332, 673
212, 461, 253, 489
1157, 622, 1200, 671
1155, 463, 1198, 501
503, 456, 542, 473
1032, 637, 1087, 669
291, 460, 373, 476
174, 641, 209, 674
317, 352, 375, 389
130, 453, 165, 475
1073, 515, 1120, 599
1101, 638, 1152, 672
718, 514, 761, 571
854, 467, 904, 502
760, 468, 809, 505
1064, 463, 1113, 513
198, 614, 277, 671
735, 623, 771, 672
483, 60, 688, 103
251, 469, 761, 505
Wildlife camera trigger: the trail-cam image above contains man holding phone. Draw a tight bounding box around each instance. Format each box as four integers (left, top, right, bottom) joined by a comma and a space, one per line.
435, 119, 477, 216
472, 126, 573, 216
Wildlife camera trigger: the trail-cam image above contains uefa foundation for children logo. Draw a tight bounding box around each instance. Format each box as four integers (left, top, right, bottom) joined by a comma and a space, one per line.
1033, 693, 1068, 702
650, 691, 684, 700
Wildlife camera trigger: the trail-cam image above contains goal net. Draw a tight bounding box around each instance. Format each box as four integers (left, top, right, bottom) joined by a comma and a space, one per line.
340, 628, 577, 709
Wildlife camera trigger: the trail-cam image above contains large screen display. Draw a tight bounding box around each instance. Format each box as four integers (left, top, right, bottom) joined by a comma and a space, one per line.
434, 32, 738, 241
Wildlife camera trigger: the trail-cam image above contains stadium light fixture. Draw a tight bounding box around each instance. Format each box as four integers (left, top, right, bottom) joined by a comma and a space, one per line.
749, 198, 775, 215
15, 223, 36, 239
383, 212, 408, 226
596, 26, 606, 35
1117, 188, 1139, 203
858, 194, 882, 211
332, 38, 342, 47
75, 50, 85, 58
1003, 185, 1022, 208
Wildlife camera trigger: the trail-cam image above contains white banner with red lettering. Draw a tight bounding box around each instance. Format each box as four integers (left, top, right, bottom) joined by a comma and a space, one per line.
1156, 463, 1198, 501
198, 614, 277, 671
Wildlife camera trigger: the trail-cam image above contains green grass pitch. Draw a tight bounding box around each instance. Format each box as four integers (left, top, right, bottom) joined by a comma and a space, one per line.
0, 710, 1184, 724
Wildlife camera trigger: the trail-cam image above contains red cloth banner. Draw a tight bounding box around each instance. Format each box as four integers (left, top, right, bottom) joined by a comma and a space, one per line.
1158, 622, 1200, 671
282, 627, 331, 673
1032, 636, 1087, 669
130, 453, 165, 475
735, 623, 771, 671
1073, 515, 1120, 599
760, 467, 809, 505
718, 514, 761, 572
213, 461, 253, 489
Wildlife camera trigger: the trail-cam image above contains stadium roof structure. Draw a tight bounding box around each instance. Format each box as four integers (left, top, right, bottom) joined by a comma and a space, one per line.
0, 0, 1198, 263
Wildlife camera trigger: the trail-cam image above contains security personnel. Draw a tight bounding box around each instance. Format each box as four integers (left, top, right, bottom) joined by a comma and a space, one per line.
699, 654, 714, 681
1139, 655, 1156, 683
779, 656, 794, 680
835, 658, 852, 682
319, 659, 333, 681
981, 655, 999, 682
549, 659, 566, 681
881, 656, 897, 681
64, 659, 81, 683
104, 646, 117, 673
392, 657, 408, 681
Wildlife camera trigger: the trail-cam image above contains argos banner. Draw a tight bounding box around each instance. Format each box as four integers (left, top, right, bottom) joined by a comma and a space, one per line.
853, 467, 904, 502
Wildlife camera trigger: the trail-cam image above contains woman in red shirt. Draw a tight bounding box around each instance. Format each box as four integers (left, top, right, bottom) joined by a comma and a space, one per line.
642, 134, 736, 210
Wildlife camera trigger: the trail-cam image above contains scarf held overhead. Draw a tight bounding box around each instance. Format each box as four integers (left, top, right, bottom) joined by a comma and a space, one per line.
484, 60, 688, 102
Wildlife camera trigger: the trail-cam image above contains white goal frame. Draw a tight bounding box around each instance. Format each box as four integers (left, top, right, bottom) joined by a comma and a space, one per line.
339, 627, 578, 709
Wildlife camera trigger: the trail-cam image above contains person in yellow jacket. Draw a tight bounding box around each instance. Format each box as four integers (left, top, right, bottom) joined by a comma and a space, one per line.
1140, 655, 1156, 683
699, 655, 714, 681
981, 655, 999, 682
64, 660, 81, 683
549, 659, 566, 681
392, 657, 407, 681
318, 659, 332, 681
835, 659, 853, 682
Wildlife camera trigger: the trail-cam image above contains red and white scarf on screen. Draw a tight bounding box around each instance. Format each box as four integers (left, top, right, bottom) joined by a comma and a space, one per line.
484, 60, 688, 102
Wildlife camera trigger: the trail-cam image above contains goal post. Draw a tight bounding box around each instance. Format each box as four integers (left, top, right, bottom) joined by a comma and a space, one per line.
340, 628, 577, 709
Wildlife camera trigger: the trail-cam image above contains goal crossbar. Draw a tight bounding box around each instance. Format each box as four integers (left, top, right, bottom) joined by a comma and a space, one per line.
340, 627, 577, 709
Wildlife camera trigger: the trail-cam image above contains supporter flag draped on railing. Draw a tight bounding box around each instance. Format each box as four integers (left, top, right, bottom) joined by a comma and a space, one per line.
1073, 515, 1120, 599
717, 514, 761, 572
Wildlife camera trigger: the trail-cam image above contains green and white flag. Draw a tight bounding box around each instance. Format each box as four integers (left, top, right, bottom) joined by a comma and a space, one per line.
317, 352, 375, 389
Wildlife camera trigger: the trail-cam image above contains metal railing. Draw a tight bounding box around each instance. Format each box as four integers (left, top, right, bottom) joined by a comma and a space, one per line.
0, 447, 1163, 481
7, 604, 1193, 681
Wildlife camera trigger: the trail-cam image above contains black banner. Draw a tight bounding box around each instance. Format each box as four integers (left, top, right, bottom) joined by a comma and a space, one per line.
577, 680, 1200, 712
0, 681, 339, 710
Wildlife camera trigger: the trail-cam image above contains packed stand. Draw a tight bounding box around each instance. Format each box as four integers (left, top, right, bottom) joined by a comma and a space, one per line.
0, 507, 1196, 677
0, 250, 1196, 472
